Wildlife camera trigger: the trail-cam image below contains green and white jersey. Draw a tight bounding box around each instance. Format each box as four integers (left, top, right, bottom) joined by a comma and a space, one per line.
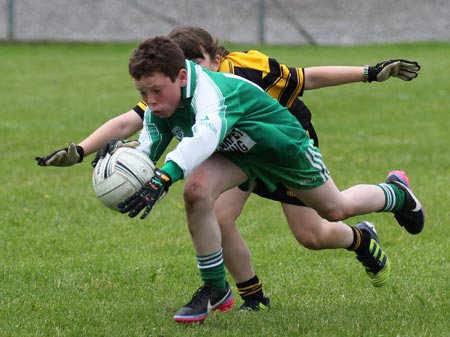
138, 60, 328, 191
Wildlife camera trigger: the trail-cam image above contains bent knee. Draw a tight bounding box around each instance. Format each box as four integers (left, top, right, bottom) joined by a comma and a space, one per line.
292, 230, 326, 250
216, 207, 238, 229
298, 236, 323, 250
183, 179, 211, 204
316, 207, 350, 222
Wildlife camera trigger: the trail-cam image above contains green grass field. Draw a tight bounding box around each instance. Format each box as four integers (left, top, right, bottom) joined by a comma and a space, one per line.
1, 41, 449, 337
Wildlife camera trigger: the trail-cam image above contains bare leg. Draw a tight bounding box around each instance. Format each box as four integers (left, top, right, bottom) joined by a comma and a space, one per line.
282, 199, 391, 288
290, 176, 385, 222
217, 187, 355, 283
215, 187, 255, 283
282, 203, 353, 250
183, 154, 248, 255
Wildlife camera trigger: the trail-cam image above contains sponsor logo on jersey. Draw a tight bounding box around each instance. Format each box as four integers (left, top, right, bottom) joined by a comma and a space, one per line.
217, 128, 256, 152
198, 116, 218, 134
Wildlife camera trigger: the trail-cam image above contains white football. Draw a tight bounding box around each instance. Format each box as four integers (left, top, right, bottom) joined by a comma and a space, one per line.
92, 147, 155, 210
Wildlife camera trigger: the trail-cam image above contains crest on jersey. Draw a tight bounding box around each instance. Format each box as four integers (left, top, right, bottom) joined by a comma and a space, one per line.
172, 126, 184, 140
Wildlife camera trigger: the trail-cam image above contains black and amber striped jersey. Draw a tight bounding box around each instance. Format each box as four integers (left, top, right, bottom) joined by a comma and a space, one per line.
132, 100, 147, 119
219, 50, 313, 132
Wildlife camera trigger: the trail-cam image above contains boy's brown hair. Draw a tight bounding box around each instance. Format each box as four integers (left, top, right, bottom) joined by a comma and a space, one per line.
128, 36, 185, 81
168, 25, 230, 61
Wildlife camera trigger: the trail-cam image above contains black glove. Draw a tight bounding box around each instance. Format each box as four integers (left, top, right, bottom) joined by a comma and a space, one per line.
368, 59, 421, 82
118, 169, 172, 219
35, 142, 84, 167
91, 138, 140, 168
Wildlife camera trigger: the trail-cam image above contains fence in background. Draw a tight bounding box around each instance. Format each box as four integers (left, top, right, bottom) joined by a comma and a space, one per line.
1, 0, 449, 45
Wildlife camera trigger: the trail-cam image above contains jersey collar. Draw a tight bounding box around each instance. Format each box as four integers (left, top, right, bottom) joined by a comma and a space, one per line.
219, 58, 234, 74
181, 59, 198, 100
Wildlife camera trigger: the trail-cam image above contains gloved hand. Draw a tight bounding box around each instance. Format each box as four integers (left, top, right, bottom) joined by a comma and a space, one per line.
118, 169, 172, 219
35, 142, 84, 167
91, 138, 140, 168
368, 59, 421, 82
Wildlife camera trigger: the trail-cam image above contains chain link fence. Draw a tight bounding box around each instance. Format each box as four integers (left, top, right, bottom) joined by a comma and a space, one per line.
1, 0, 449, 45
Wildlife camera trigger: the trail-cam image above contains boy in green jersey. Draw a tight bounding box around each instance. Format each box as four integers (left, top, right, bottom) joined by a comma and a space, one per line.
36, 25, 423, 320
117, 36, 424, 323
166, 25, 421, 312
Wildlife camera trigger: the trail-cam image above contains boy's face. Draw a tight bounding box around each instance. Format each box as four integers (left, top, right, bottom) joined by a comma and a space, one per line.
134, 69, 187, 118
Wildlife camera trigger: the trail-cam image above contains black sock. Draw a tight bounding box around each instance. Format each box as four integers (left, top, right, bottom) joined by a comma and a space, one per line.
347, 226, 370, 254
236, 275, 265, 301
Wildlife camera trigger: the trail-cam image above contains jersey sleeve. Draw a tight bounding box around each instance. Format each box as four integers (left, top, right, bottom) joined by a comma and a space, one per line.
165, 108, 225, 180
222, 50, 306, 108
164, 73, 231, 180
132, 101, 148, 119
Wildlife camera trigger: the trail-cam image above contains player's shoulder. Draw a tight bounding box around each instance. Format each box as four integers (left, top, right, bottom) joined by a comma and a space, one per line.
227, 49, 269, 62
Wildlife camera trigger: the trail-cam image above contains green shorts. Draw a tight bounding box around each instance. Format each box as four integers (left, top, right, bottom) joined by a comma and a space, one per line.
221, 141, 330, 192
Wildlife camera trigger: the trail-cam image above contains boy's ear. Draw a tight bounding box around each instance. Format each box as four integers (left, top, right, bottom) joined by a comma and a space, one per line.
212, 55, 221, 71
178, 68, 188, 86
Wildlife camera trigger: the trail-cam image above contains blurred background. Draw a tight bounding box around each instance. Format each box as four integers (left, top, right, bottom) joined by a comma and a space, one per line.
1, 0, 449, 45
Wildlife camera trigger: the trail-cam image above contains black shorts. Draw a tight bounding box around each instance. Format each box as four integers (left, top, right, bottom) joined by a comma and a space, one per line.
251, 122, 318, 206
252, 182, 307, 206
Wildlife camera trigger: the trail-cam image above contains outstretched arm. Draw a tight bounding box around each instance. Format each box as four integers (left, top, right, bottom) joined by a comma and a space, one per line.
304, 59, 420, 90
304, 66, 365, 89
78, 109, 143, 156
36, 108, 143, 167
